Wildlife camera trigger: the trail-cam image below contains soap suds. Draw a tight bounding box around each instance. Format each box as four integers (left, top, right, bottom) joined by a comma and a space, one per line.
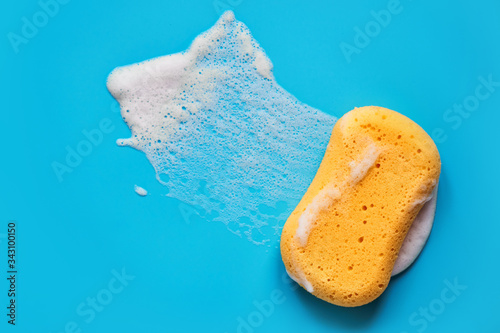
392, 184, 438, 275
107, 11, 336, 245
296, 184, 340, 247
296, 270, 314, 293
286, 266, 314, 293
349, 144, 381, 184
134, 185, 148, 196
254, 50, 273, 79
295, 144, 379, 247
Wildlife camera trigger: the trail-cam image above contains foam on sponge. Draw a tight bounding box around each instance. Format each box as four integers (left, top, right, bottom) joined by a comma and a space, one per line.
280, 106, 441, 307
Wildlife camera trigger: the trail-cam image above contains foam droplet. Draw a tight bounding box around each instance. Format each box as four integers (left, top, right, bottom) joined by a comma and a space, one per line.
134, 185, 148, 197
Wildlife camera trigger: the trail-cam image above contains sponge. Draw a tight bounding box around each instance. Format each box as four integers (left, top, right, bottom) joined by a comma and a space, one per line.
280, 106, 441, 307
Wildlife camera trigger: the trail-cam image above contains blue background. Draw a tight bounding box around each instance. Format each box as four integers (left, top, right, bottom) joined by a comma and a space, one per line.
1, 0, 499, 332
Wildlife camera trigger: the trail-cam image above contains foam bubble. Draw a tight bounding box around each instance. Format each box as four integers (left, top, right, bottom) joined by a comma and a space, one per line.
296, 184, 341, 247
287, 268, 314, 293
134, 185, 148, 197
107, 11, 336, 245
349, 143, 381, 184
392, 185, 438, 275
296, 143, 381, 247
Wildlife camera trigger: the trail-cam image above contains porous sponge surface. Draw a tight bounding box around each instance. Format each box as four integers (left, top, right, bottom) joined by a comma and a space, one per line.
280, 106, 441, 307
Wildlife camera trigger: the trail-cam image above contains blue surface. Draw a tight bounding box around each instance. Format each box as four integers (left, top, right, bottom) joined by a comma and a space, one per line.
1, 0, 499, 332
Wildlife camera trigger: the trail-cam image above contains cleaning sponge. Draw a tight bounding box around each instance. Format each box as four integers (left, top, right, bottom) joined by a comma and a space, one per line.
280, 106, 441, 307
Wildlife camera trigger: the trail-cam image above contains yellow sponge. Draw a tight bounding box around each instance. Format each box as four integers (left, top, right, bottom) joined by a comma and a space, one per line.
280, 106, 441, 307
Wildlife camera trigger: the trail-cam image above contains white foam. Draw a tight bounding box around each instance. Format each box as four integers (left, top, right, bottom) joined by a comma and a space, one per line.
392, 184, 438, 275
254, 50, 273, 79
296, 184, 340, 247
286, 268, 314, 293
107, 11, 336, 245
297, 271, 314, 293
134, 185, 148, 196
295, 144, 379, 247
349, 144, 381, 184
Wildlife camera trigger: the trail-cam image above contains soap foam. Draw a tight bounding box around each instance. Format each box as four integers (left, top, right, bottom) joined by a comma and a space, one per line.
392, 185, 438, 275
287, 268, 314, 293
296, 144, 380, 247
296, 184, 340, 247
107, 11, 336, 245
349, 144, 381, 184
134, 185, 148, 197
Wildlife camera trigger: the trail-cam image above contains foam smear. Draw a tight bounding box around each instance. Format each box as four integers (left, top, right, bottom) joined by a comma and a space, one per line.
134, 185, 148, 197
295, 144, 380, 247
296, 184, 341, 247
107, 11, 336, 245
349, 143, 381, 184
392, 185, 438, 275
287, 268, 314, 293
